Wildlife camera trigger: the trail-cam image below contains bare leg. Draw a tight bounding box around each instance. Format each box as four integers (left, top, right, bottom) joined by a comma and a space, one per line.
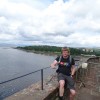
69, 89, 76, 100
59, 80, 65, 96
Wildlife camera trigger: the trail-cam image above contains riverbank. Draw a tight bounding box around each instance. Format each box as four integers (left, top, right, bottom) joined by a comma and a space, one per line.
16, 45, 99, 56
15, 48, 61, 56
15, 48, 80, 58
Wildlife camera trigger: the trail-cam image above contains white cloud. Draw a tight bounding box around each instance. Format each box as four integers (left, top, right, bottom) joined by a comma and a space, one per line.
0, 0, 100, 47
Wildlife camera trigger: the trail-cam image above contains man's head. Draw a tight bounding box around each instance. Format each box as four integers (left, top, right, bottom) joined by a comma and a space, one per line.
61, 47, 70, 58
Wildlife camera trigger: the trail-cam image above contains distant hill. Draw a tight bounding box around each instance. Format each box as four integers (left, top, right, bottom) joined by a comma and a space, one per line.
16, 45, 100, 56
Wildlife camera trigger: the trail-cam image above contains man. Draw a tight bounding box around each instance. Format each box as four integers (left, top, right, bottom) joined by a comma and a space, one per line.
51, 47, 76, 100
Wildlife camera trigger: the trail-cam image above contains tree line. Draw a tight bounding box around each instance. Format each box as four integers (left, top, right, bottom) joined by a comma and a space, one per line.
16, 45, 100, 56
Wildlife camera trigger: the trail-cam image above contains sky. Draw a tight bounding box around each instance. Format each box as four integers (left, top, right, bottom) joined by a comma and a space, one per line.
0, 0, 100, 47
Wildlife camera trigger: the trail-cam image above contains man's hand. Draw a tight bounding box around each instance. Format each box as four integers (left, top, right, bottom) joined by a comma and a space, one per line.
71, 75, 74, 78
71, 65, 76, 78
51, 60, 58, 69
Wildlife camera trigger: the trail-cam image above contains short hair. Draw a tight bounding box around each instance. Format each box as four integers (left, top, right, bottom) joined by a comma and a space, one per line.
61, 47, 70, 53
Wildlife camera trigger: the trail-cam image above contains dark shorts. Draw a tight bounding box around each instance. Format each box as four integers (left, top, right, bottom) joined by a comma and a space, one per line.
57, 73, 75, 90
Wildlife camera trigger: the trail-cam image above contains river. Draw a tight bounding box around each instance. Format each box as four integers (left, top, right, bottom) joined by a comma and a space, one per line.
0, 47, 56, 99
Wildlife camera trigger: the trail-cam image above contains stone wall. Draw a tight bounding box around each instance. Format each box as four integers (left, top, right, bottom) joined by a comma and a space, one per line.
44, 57, 100, 100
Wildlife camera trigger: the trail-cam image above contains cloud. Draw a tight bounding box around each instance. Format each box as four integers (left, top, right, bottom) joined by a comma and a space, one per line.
0, 0, 100, 47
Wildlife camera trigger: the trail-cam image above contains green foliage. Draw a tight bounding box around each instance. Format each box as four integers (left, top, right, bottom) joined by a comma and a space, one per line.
17, 45, 61, 53
16, 45, 100, 56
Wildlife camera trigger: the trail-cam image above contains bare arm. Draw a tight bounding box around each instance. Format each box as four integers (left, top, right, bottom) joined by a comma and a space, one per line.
71, 65, 76, 76
51, 60, 58, 69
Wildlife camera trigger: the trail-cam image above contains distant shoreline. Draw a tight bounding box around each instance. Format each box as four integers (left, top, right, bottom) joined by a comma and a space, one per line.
16, 48, 60, 56
15, 45, 98, 56
16, 48, 79, 58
